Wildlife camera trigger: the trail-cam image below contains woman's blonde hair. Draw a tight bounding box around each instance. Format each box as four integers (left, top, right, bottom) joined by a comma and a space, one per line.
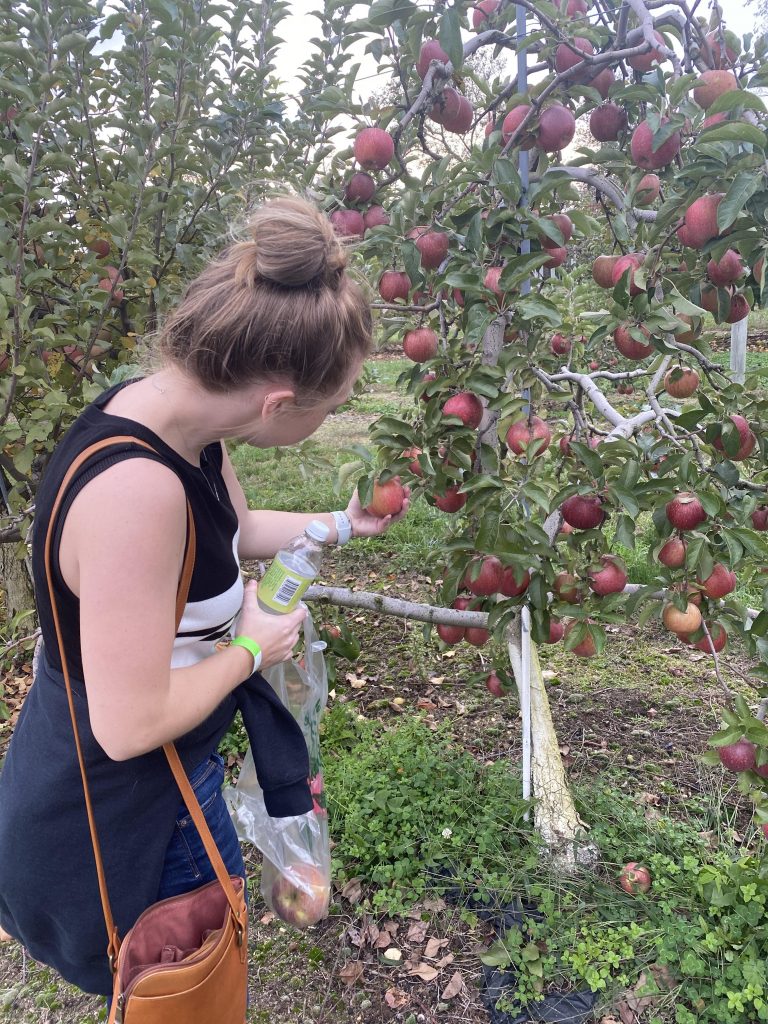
158, 195, 373, 401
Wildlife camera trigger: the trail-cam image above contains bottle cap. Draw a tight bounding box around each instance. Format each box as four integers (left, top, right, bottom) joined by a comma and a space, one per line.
306, 520, 331, 543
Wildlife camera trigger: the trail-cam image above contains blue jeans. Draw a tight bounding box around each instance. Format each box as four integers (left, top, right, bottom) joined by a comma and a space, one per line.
106, 752, 247, 1009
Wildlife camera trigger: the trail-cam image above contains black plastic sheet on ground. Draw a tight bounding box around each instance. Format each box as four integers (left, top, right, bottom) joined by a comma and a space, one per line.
481, 967, 597, 1024
430, 867, 598, 1024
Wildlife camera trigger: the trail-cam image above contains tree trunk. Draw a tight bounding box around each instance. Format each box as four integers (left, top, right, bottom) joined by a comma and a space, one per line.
0, 543, 36, 626
507, 616, 599, 872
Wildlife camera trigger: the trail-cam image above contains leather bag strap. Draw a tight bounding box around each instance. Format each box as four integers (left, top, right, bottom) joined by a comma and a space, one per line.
43, 435, 246, 976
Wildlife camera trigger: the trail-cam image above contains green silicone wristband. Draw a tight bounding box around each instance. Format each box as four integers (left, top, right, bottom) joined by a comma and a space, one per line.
230, 636, 263, 675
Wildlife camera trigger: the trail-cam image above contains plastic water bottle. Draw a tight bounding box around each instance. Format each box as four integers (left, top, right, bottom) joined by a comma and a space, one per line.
257, 520, 330, 615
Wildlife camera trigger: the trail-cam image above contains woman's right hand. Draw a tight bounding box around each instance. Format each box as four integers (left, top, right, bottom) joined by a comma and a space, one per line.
234, 579, 307, 672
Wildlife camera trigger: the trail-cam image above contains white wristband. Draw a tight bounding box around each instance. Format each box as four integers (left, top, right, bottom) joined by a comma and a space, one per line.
331, 510, 353, 545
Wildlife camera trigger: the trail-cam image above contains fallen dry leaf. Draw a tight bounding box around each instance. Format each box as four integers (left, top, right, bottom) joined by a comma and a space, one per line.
406, 920, 429, 943
423, 896, 447, 913
338, 961, 364, 987
360, 918, 380, 947
425, 936, 449, 957
435, 953, 454, 969
346, 924, 363, 948
384, 987, 410, 1009
429, 675, 446, 685
340, 877, 363, 904
406, 961, 440, 982
616, 1002, 635, 1024
442, 971, 465, 1000
258, 911, 275, 925
638, 791, 661, 806
345, 673, 366, 689
417, 698, 437, 711
375, 919, 399, 948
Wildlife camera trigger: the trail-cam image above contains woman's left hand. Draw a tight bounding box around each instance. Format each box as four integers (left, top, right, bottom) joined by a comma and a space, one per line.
345, 480, 411, 538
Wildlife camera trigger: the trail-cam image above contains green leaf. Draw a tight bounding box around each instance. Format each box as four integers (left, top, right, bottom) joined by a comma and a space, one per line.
479, 941, 512, 968
607, 485, 640, 520
438, 6, 463, 69
707, 90, 766, 115
700, 122, 766, 149
570, 442, 603, 481
517, 294, 562, 326
614, 514, 636, 550
718, 172, 762, 232
367, 0, 418, 27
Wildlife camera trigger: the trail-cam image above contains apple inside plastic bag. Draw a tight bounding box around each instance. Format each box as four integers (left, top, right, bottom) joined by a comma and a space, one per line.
262, 856, 330, 927
223, 612, 331, 928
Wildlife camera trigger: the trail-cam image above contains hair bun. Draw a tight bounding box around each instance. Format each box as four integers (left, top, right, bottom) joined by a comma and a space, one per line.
245, 195, 347, 290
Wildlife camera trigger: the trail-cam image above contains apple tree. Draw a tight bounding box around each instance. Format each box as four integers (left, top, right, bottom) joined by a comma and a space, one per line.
296, 0, 768, 866
0, 0, 294, 621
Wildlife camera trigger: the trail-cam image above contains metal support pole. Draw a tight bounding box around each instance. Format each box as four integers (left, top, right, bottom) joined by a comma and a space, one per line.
520, 605, 532, 815
516, 1, 533, 817
730, 316, 747, 385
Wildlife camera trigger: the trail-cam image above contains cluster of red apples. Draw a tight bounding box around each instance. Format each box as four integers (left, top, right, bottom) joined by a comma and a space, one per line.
329, 127, 395, 240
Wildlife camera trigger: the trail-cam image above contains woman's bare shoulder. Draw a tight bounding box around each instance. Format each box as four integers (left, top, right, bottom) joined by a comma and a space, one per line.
58, 456, 187, 598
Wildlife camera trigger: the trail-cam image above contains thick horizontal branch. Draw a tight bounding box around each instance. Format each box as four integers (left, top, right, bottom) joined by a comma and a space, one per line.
545, 167, 657, 227
304, 585, 490, 627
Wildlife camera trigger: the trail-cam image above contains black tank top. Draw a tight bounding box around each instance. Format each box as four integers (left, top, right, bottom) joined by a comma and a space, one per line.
31, 378, 243, 677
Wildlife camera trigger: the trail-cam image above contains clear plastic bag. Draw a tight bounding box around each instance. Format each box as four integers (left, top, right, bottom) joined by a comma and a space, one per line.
224, 613, 330, 928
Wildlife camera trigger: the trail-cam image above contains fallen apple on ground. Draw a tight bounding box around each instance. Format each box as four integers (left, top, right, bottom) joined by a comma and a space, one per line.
619, 862, 652, 895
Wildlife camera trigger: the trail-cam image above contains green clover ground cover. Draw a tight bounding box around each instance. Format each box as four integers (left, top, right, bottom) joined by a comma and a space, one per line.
321, 707, 768, 1024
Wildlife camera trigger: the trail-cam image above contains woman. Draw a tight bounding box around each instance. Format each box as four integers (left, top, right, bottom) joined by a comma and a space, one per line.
0, 195, 408, 997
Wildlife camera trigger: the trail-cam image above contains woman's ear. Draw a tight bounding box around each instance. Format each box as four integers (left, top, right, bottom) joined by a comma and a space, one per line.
261, 388, 296, 420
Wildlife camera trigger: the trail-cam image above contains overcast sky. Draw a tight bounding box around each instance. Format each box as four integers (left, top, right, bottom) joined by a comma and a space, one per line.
277, 0, 758, 103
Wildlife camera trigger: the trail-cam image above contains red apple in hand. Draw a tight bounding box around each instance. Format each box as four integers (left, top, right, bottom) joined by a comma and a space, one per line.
619, 863, 651, 895
270, 862, 330, 928
365, 479, 406, 518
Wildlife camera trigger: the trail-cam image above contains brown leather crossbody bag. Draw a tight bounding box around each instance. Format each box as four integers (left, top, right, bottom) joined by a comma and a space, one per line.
44, 436, 248, 1024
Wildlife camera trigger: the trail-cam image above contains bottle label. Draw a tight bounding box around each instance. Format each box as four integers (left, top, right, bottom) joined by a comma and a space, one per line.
258, 554, 315, 613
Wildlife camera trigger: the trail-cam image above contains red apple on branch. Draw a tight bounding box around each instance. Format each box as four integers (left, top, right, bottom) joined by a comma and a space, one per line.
442, 392, 483, 428
561, 494, 606, 530
485, 672, 506, 697
433, 485, 467, 513
717, 738, 757, 773
589, 103, 627, 142
665, 492, 706, 530
378, 270, 410, 303
403, 328, 438, 362
664, 367, 699, 399
506, 416, 552, 457
463, 555, 504, 596
353, 127, 394, 170
697, 562, 736, 599
658, 536, 687, 568
588, 555, 627, 596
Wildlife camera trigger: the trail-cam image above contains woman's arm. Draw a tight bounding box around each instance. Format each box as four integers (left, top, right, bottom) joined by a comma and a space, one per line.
220, 446, 410, 560
64, 458, 305, 761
